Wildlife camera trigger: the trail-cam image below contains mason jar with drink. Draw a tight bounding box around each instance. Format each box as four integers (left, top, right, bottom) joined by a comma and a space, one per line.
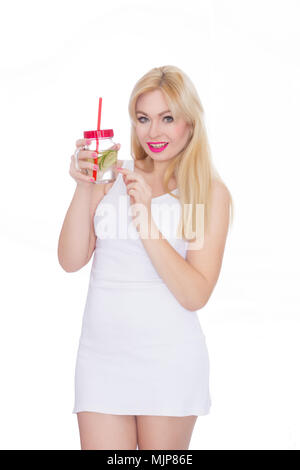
74, 98, 119, 184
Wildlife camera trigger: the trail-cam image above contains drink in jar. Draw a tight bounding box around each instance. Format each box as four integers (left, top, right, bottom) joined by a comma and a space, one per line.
83, 129, 119, 184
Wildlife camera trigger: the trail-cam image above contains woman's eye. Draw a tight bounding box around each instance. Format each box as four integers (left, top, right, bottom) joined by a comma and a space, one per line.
137, 116, 173, 123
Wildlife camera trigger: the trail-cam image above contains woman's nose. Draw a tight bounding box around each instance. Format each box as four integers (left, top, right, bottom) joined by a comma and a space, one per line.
148, 120, 161, 139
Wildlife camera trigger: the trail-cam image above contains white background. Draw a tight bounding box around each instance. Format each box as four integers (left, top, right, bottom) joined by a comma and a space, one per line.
0, 0, 299, 450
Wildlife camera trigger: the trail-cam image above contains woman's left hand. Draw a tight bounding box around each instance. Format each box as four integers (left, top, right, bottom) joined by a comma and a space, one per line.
115, 167, 153, 231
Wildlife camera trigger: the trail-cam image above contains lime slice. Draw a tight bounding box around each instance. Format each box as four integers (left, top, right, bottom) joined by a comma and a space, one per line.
98, 150, 110, 171
100, 149, 118, 170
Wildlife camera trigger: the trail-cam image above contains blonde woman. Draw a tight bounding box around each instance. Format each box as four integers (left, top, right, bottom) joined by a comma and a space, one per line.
58, 65, 233, 450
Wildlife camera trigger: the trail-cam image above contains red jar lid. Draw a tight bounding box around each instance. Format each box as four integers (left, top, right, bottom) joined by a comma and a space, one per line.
83, 129, 114, 139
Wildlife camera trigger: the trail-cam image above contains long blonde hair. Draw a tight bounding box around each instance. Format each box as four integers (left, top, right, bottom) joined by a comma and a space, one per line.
128, 65, 234, 242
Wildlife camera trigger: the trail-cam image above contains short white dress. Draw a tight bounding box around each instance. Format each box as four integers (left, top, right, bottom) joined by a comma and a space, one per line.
72, 158, 211, 417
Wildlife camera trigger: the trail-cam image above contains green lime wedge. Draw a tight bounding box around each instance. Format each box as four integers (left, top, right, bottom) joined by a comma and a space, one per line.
100, 149, 118, 170
98, 150, 110, 170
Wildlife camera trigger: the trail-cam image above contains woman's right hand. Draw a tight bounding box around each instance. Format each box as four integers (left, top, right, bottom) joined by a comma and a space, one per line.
69, 139, 121, 188
69, 139, 98, 188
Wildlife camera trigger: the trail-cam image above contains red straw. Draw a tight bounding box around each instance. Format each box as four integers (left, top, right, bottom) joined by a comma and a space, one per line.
93, 97, 102, 180
97, 97, 102, 130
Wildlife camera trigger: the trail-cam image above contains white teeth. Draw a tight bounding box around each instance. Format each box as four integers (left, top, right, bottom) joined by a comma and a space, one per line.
149, 143, 167, 148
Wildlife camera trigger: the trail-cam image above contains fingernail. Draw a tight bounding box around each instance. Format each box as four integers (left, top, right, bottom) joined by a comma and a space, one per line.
92, 152, 98, 157
116, 167, 123, 170
90, 178, 95, 182
93, 164, 98, 170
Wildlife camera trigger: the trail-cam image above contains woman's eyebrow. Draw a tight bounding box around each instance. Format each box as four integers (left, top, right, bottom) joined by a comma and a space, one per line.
136, 110, 171, 116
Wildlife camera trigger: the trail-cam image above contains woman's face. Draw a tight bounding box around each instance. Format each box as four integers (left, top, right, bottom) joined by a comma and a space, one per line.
135, 89, 191, 162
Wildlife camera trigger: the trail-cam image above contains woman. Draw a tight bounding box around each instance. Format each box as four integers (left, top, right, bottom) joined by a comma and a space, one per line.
58, 65, 234, 450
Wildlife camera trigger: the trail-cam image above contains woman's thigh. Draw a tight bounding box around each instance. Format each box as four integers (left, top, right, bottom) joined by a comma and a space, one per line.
136, 415, 198, 450
77, 412, 138, 450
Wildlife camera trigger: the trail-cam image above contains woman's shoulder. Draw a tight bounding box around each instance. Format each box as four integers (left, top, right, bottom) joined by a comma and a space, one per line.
211, 177, 230, 196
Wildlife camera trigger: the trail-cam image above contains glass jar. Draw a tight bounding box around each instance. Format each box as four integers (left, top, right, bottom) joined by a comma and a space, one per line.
83, 129, 118, 184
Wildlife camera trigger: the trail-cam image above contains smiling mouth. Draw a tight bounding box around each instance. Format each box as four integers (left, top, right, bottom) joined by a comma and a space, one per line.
147, 142, 169, 151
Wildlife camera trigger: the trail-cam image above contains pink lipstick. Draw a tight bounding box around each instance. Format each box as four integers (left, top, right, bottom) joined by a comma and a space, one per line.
147, 142, 169, 153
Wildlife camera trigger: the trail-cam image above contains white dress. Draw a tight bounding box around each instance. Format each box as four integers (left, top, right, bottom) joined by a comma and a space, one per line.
72, 158, 211, 417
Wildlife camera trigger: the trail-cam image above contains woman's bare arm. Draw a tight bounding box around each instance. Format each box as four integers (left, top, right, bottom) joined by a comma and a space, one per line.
57, 183, 106, 272
58, 160, 123, 272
